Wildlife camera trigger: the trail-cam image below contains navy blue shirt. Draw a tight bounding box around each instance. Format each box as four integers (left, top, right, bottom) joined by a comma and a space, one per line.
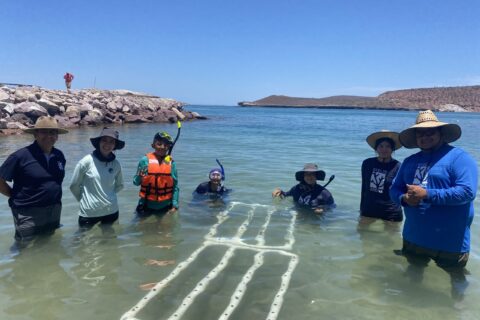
360, 157, 403, 221
283, 183, 335, 209
0, 141, 66, 208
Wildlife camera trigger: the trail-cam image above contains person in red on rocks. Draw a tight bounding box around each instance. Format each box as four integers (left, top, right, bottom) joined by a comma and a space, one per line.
64, 72, 74, 93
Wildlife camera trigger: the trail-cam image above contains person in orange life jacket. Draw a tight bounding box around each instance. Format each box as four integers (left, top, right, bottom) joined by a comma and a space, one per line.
272, 163, 335, 214
133, 131, 179, 215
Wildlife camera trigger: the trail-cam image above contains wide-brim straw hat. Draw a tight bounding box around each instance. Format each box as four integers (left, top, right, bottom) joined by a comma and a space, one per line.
295, 163, 326, 182
366, 130, 402, 150
23, 116, 68, 134
90, 127, 125, 150
399, 110, 461, 149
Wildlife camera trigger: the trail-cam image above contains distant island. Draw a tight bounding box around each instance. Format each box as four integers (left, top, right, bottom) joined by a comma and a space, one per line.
238, 85, 480, 112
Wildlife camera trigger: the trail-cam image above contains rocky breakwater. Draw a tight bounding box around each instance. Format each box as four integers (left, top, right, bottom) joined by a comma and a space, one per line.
0, 86, 206, 135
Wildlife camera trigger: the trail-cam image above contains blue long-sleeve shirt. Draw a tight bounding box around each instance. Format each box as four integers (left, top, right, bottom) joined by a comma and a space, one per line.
390, 144, 477, 253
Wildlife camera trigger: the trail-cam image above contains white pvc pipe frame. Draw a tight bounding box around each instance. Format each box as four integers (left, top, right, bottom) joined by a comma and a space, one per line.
121, 201, 299, 320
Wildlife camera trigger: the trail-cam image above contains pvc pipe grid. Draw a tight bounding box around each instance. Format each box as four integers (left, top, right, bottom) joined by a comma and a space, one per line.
121, 201, 299, 320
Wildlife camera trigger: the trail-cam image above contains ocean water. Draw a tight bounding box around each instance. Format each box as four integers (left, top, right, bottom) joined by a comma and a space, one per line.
0, 106, 479, 320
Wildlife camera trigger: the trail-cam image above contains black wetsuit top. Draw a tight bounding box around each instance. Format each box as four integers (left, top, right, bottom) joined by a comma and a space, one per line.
194, 181, 229, 195
360, 157, 403, 222
283, 183, 334, 209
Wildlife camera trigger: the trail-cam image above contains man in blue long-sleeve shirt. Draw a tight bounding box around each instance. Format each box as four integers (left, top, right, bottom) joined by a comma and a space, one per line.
390, 110, 478, 301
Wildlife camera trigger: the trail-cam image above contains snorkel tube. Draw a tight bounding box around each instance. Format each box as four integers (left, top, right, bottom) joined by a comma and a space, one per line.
215, 159, 225, 181
323, 175, 335, 188
164, 121, 181, 163
168, 121, 182, 155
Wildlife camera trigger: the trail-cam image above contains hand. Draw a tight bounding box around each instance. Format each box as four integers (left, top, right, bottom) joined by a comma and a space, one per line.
137, 167, 148, 177
167, 207, 177, 214
272, 188, 284, 198
402, 193, 421, 207
406, 184, 428, 200
314, 207, 324, 214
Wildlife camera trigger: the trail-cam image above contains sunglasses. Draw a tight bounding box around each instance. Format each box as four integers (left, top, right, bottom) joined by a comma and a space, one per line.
415, 128, 439, 137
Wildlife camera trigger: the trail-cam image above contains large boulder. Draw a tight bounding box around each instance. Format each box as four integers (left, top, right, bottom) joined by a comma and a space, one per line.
3, 103, 16, 115
87, 109, 103, 122
14, 102, 48, 118
65, 105, 81, 118
107, 100, 122, 112
143, 100, 158, 112
79, 114, 103, 126
54, 115, 77, 128
78, 103, 94, 113
10, 113, 31, 123
171, 107, 185, 120
152, 112, 169, 122
37, 98, 61, 115
14, 88, 37, 103
191, 111, 207, 119
124, 114, 150, 123
91, 100, 105, 109
7, 121, 28, 130
0, 90, 11, 102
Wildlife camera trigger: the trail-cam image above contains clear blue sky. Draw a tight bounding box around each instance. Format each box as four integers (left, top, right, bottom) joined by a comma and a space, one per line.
1, 0, 479, 105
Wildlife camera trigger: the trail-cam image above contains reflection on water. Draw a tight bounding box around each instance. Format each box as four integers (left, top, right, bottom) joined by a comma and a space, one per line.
0, 108, 479, 319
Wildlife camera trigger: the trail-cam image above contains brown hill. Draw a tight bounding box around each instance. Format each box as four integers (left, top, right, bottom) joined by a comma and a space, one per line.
238, 85, 480, 112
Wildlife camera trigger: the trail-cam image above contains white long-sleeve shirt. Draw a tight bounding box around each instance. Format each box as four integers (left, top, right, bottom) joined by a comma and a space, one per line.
70, 153, 124, 217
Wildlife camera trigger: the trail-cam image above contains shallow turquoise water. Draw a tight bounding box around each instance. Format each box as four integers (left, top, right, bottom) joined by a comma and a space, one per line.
0, 107, 479, 319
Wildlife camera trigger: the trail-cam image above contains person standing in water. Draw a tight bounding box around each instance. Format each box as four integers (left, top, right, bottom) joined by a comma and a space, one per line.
194, 160, 229, 196
359, 130, 403, 225
390, 110, 477, 301
70, 128, 125, 229
0, 116, 68, 244
134, 131, 179, 215
272, 163, 335, 214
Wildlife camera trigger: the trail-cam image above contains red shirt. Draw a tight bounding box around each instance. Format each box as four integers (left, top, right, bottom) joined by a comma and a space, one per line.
64, 73, 74, 82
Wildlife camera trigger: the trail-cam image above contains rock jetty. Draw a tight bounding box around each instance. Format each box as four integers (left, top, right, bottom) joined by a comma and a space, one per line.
0, 85, 205, 135
238, 85, 480, 112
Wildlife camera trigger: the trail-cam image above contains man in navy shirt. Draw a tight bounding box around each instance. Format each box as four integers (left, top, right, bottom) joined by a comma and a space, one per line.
0, 116, 68, 244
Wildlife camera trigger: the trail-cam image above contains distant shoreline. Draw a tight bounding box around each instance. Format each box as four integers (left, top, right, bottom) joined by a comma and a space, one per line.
238, 104, 412, 111
238, 85, 480, 112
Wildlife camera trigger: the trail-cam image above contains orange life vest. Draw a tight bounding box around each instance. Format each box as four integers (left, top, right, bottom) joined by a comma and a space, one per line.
139, 153, 174, 202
